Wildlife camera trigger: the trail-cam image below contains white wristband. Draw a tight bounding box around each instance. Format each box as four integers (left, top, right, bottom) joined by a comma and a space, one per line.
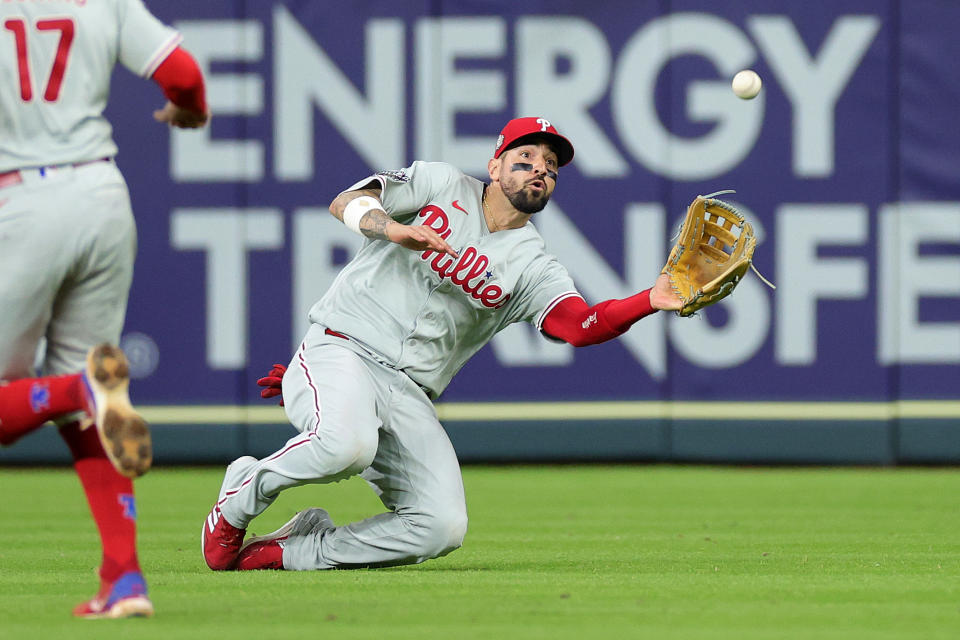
342, 195, 382, 235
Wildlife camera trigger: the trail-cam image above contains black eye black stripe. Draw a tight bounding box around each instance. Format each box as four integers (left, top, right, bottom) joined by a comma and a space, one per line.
511, 163, 558, 181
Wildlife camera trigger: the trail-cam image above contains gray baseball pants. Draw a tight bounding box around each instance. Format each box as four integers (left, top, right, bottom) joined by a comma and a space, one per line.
217, 325, 468, 570
0, 160, 134, 379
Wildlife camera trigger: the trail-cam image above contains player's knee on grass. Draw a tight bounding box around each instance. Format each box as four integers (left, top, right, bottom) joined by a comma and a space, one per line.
406, 509, 468, 560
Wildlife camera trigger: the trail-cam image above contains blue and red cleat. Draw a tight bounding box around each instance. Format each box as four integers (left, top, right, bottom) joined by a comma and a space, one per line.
73, 571, 154, 619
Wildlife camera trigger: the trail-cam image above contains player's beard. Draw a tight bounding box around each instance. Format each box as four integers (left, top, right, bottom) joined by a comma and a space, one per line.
502, 179, 551, 214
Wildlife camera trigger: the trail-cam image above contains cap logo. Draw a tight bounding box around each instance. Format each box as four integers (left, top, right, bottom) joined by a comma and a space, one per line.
495, 134, 504, 151
536, 117, 551, 132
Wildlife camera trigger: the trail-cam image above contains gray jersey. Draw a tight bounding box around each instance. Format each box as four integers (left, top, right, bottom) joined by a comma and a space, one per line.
0, 0, 180, 171
308, 161, 580, 397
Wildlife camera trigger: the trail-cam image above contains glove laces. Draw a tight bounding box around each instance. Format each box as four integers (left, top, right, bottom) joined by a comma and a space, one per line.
701, 189, 776, 290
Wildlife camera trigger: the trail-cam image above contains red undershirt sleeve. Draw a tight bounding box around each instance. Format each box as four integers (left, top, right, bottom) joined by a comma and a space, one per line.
150, 46, 207, 114
540, 289, 658, 347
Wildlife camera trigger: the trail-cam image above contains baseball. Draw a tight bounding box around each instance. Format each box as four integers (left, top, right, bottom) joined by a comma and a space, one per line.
731, 70, 762, 100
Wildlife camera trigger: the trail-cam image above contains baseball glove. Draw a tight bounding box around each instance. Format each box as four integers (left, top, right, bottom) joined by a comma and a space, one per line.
662, 192, 757, 317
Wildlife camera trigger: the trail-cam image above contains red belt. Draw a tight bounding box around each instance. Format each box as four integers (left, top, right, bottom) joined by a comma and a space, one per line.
0, 157, 111, 190
324, 328, 350, 340
0, 170, 22, 189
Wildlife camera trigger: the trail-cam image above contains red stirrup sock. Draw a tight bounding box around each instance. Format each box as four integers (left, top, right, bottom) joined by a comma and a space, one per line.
60, 421, 141, 582
0, 374, 86, 445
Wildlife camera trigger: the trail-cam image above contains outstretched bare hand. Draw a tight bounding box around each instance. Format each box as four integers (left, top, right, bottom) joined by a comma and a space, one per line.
386, 222, 458, 258
649, 273, 683, 311
153, 101, 209, 129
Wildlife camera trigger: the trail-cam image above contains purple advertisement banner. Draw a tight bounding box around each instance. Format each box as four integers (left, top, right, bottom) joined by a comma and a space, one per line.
105, 1, 959, 405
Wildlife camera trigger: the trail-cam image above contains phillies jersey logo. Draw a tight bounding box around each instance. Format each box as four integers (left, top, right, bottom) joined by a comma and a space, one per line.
416, 206, 511, 309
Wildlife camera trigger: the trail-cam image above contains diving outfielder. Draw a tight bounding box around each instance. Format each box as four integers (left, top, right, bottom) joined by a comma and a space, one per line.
0, 0, 208, 618
202, 117, 682, 572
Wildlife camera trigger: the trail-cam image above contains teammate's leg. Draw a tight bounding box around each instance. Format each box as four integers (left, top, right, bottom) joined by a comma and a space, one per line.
43, 169, 149, 477
43, 168, 151, 616
0, 374, 87, 445
203, 340, 381, 569
269, 368, 468, 570
0, 183, 82, 445
61, 421, 152, 618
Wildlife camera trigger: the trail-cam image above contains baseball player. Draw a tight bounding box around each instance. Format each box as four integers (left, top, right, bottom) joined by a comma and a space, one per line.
0, 0, 208, 618
202, 117, 682, 572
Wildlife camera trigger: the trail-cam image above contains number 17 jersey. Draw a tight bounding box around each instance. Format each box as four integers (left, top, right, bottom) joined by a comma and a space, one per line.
0, 0, 181, 171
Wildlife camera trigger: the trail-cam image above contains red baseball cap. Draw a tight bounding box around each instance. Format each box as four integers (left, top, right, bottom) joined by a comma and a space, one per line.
494, 117, 575, 167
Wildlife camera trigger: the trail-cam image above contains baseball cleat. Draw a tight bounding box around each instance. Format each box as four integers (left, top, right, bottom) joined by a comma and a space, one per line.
234, 508, 334, 570
81, 344, 152, 478
201, 456, 259, 570
73, 571, 154, 619
202, 504, 246, 570
233, 539, 284, 570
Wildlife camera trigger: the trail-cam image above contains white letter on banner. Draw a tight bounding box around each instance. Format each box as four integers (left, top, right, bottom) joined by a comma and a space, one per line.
274, 7, 404, 178
669, 209, 771, 367
749, 15, 880, 178
495, 201, 667, 378
415, 17, 506, 176
776, 205, 868, 365
612, 13, 763, 180
170, 209, 284, 369
291, 209, 363, 348
878, 203, 960, 364
516, 17, 628, 178
171, 21, 264, 181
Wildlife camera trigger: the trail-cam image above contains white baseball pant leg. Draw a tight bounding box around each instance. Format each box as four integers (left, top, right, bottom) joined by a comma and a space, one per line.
0, 161, 135, 380
217, 333, 467, 569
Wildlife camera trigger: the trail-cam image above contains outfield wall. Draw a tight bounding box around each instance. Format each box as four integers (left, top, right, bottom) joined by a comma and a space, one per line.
2, 1, 958, 465
3, 403, 959, 466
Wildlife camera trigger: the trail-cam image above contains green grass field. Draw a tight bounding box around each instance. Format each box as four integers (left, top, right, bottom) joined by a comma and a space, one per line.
0, 465, 957, 639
